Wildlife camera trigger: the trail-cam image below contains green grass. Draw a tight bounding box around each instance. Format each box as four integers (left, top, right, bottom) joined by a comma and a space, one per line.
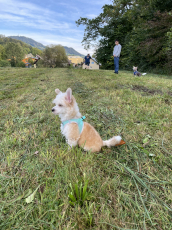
0, 67, 172, 229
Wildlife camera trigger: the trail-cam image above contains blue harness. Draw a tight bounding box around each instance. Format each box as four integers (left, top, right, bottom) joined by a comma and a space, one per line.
134, 71, 138, 75
62, 116, 86, 134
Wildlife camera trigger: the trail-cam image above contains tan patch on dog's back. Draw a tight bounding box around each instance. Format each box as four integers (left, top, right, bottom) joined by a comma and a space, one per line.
78, 122, 103, 152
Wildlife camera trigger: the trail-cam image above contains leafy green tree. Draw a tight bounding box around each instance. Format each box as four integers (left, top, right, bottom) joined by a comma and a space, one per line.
5, 42, 24, 66
28, 58, 34, 65
0, 45, 6, 60
43, 45, 68, 68
35, 59, 44, 68
16, 61, 26, 68
165, 27, 172, 71
23, 47, 31, 55
0, 60, 11, 67
151, 0, 172, 12
136, 11, 172, 72
76, 0, 172, 73
76, 1, 134, 69
31, 47, 43, 57
0, 35, 32, 53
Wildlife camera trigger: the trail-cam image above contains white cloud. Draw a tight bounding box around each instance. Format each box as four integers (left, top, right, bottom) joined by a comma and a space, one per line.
90, 0, 111, 5
86, 14, 98, 19
0, 14, 70, 31
0, 0, 108, 55
0, 0, 62, 18
0, 14, 24, 22
0, 0, 67, 31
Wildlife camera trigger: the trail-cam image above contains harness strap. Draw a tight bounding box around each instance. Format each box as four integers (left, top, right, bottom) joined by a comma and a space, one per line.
62, 116, 86, 134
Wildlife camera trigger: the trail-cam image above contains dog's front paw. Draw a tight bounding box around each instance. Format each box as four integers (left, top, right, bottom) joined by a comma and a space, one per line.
67, 138, 78, 148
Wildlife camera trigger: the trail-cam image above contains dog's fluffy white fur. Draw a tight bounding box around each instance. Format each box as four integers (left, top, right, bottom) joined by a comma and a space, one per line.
52, 88, 121, 152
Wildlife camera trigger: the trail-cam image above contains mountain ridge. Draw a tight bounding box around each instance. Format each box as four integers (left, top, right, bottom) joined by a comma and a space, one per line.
9, 36, 84, 56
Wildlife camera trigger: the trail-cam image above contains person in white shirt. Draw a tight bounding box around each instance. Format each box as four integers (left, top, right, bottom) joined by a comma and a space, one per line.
113, 40, 122, 74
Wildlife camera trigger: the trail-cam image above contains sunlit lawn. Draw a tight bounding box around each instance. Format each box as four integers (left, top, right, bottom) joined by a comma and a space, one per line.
0, 67, 172, 229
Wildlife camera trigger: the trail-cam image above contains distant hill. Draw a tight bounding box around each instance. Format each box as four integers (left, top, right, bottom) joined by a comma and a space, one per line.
9, 36, 84, 56
63, 46, 84, 56
9, 36, 45, 50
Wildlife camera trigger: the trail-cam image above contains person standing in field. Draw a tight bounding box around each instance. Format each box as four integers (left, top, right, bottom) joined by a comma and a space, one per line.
113, 40, 122, 74
84, 54, 91, 69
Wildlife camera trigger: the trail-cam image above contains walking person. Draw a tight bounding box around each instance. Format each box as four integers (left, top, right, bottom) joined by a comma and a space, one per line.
113, 40, 122, 74
84, 54, 91, 69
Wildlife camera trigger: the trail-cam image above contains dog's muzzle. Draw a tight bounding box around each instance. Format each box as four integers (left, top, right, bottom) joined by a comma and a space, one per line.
52, 108, 55, 112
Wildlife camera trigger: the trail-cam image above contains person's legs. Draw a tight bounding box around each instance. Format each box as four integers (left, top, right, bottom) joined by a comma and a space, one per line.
114, 57, 119, 73
85, 63, 89, 69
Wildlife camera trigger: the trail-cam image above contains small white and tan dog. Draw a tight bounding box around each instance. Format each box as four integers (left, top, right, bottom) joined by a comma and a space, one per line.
133, 66, 147, 76
52, 88, 124, 152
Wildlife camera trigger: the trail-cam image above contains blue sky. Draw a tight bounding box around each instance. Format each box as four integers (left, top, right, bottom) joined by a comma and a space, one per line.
0, 0, 111, 55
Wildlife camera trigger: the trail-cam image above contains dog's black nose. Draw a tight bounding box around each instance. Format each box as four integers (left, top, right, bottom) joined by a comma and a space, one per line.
52, 108, 55, 112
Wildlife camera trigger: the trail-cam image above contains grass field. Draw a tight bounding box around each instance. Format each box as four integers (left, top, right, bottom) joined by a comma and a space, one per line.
0, 67, 172, 229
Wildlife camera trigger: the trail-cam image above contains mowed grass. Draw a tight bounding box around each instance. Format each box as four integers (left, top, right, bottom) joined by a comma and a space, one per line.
0, 67, 172, 230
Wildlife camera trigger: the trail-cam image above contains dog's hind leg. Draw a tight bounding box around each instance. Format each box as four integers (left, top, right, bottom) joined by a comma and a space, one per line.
82, 143, 102, 153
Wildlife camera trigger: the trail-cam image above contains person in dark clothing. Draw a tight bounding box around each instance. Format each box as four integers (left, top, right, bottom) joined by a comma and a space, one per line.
84, 54, 91, 69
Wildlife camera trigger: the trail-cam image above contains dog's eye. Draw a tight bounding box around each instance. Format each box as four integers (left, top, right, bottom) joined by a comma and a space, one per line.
58, 104, 63, 107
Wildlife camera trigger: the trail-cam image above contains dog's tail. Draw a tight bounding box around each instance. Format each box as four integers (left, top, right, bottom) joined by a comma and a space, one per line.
142, 73, 147, 75
103, 136, 122, 147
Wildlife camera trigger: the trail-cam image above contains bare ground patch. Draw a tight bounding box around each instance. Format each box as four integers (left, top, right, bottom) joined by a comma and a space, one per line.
131, 85, 163, 95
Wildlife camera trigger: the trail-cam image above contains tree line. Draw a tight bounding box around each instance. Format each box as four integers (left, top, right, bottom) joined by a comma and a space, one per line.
0, 35, 68, 68
76, 0, 172, 74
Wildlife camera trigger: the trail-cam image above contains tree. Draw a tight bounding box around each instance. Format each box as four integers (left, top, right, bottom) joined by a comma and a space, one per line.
23, 47, 31, 55
151, 0, 172, 12
76, 1, 135, 69
16, 61, 25, 68
76, 0, 172, 73
35, 59, 44, 68
31, 47, 43, 57
5, 42, 24, 66
0, 45, 6, 60
28, 58, 34, 65
136, 11, 172, 71
165, 27, 172, 71
0, 60, 11, 67
43, 45, 68, 68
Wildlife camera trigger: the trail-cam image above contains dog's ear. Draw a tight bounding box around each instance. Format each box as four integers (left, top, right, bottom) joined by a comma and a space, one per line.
55, 89, 61, 95
65, 88, 72, 103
